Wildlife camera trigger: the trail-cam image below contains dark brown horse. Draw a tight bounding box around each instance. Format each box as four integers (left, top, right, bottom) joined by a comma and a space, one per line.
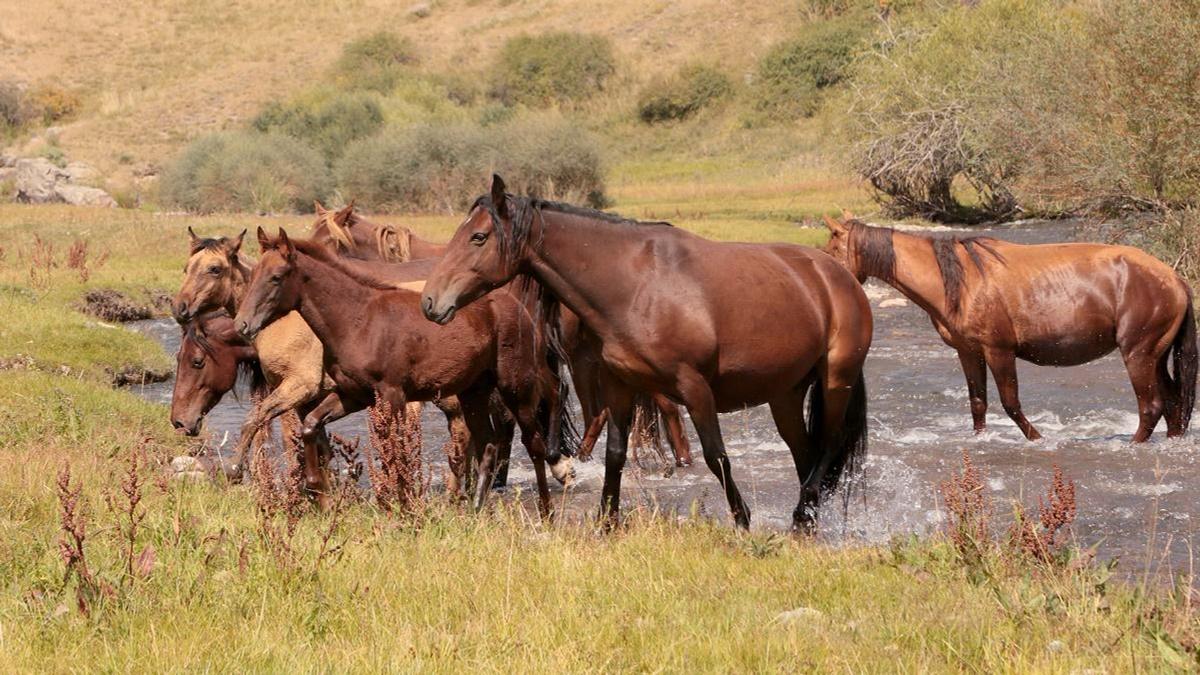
421, 175, 872, 530
171, 310, 264, 437
311, 202, 447, 262
823, 214, 1197, 442
234, 228, 572, 515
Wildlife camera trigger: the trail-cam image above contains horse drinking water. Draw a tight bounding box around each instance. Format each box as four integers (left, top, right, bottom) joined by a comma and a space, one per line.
421, 175, 873, 531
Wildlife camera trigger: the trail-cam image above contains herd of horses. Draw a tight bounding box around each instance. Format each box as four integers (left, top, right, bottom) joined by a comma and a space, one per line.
169, 174, 1197, 530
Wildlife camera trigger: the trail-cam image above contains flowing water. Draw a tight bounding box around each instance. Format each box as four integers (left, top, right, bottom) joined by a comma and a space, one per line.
129, 221, 1200, 576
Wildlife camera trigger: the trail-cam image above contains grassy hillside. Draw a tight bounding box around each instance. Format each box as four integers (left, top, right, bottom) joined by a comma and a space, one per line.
0, 0, 823, 187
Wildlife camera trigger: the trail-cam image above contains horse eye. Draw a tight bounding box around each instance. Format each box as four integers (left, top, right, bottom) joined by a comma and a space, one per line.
208, 266, 222, 275
470, 232, 488, 246
270, 274, 282, 284
191, 357, 204, 369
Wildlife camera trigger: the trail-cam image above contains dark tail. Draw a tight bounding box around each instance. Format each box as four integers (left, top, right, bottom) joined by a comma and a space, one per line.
805, 372, 869, 500
1172, 294, 1198, 432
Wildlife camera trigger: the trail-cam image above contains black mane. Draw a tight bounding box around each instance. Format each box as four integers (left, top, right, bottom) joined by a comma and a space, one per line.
847, 219, 897, 282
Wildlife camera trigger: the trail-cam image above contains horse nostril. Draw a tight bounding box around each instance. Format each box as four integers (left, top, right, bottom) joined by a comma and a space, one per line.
237, 320, 249, 335
171, 419, 184, 429
421, 295, 433, 315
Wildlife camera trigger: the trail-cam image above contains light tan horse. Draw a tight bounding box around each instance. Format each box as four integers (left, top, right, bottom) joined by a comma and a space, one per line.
311, 202, 447, 262
171, 229, 466, 502
823, 213, 1196, 442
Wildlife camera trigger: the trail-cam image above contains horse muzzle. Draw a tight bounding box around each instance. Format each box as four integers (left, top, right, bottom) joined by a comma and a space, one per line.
421, 294, 457, 325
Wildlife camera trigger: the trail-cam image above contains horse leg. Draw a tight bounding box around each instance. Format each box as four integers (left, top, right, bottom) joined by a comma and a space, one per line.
983, 348, 1041, 440
433, 397, 469, 497
958, 349, 988, 434
501, 393, 553, 518
459, 386, 500, 511
655, 394, 693, 467
225, 378, 317, 481
489, 397, 515, 489
598, 380, 635, 529
677, 370, 750, 529
769, 389, 817, 534
293, 399, 333, 510
1122, 347, 1166, 443
1159, 353, 1185, 438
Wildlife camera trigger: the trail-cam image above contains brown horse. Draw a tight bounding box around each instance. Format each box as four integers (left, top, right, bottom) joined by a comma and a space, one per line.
234, 228, 572, 515
171, 229, 444, 501
823, 214, 1197, 442
170, 310, 264, 437
421, 175, 872, 530
311, 202, 447, 262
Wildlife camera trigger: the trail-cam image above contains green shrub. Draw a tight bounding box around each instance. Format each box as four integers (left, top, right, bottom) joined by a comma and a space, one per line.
753, 14, 868, 119
334, 31, 418, 92
637, 64, 732, 124
335, 115, 605, 212
251, 92, 384, 163
160, 132, 330, 214
491, 32, 616, 106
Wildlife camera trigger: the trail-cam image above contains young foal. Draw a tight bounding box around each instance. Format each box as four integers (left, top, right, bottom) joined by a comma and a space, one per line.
823, 214, 1197, 441
234, 229, 569, 515
422, 176, 872, 531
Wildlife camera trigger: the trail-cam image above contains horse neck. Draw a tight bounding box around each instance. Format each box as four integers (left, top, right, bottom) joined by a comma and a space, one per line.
227, 257, 253, 309
291, 251, 394, 355
878, 230, 954, 325
525, 213, 650, 340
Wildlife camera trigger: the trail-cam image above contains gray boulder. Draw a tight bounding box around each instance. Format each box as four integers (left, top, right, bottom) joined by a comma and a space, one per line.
55, 182, 117, 207
63, 161, 99, 185
14, 157, 65, 203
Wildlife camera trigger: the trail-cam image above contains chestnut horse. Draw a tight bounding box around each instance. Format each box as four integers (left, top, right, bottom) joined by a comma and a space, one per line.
170, 310, 265, 437
421, 176, 872, 531
234, 228, 573, 515
823, 214, 1197, 442
311, 202, 447, 262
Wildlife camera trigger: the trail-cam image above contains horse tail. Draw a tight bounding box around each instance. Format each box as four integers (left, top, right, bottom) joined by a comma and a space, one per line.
1172, 292, 1198, 432
805, 372, 869, 501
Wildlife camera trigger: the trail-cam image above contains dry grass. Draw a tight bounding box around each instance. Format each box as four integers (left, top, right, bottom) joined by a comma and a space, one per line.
0, 0, 805, 184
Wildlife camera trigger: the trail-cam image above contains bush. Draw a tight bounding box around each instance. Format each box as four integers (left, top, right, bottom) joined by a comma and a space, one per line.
160, 132, 331, 214
637, 64, 732, 124
846, 0, 1200, 221
25, 83, 81, 125
753, 14, 868, 119
491, 32, 616, 106
251, 92, 384, 163
333, 31, 418, 92
0, 82, 27, 130
335, 114, 605, 212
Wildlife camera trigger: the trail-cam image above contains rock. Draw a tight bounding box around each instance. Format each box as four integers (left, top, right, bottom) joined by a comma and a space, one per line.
879, 297, 909, 308
0, 152, 15, 168
170, 455, 205, 473
55, 182, 117, 207
407, 2, 431, 17
63, 161, 98, 185
171, 470, 209, 483
775, 607, 825, 626
14, 157, 66, 203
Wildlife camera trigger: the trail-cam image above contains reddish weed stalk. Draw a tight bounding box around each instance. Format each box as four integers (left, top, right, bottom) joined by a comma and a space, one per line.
249, 421, 307, 568
28, 235, 55, 289
366, 399, 428, 517
1009, 464, 1077, 563
940, 449, 992, 563
104, 439, 154, 585
65, 238, 107, 283
56, 462, 112, 615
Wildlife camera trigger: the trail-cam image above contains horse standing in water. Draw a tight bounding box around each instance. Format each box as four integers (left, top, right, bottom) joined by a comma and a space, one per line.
234, 229, 573, 515
422, 176, 872, 531
822, 214, 1197, 442
311, 202, 447, 262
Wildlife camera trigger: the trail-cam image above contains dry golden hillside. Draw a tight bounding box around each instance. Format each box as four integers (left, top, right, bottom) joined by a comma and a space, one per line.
0, 0, 804, 179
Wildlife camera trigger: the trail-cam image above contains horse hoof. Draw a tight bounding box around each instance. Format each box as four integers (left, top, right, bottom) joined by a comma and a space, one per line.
550, 456, 575, 487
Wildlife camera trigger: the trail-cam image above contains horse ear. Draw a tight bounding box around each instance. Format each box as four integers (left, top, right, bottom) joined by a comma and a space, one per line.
256, 226, 272, 251
491, 174, 508, 219
335, 202, 354, 225
823, 214, 847, 234
314, 201, 327, 215
841, 209, 856, 222
277, 228, 295, 261
228, 229, 245, 255
187, 226, 203, 253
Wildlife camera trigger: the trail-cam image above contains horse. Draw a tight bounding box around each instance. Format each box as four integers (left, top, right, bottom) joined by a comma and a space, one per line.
234, 228, 574, 516
421, 175, 872, 531
822, 213, 1197, 442
311, 202, 447, 262
170, 310, 265, 438
309, 202, 579, 485
170, 228, 466, 503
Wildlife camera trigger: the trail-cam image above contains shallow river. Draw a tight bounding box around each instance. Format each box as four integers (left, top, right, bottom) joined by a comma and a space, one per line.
129, 221, 1199, 577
